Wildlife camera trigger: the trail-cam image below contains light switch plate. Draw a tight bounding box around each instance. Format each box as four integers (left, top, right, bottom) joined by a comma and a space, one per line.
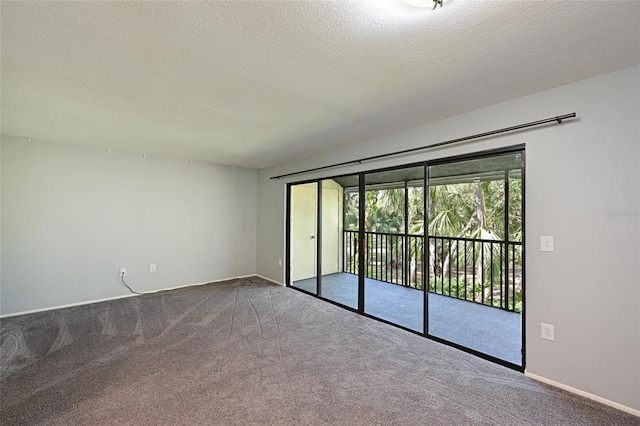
541, 236, 554, 252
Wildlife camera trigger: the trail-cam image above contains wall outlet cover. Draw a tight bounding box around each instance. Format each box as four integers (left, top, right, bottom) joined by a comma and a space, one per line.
541, 323, 555, 341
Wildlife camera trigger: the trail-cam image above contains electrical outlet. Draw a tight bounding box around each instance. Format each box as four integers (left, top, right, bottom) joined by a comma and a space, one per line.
541, 323, 555, 341
278, 259, 282, 267
120, 268, 127, 277
150, 264, 156, 272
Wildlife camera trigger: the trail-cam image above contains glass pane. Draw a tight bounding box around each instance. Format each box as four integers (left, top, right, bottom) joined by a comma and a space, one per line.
508, 169, 523, 315
427, 152, 523, 366
363, 166, 425, 333
319, 178, 358, 309
290, 182, 317, 294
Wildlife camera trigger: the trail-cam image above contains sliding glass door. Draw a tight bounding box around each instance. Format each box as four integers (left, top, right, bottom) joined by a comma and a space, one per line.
319, 178, 359, 309
287, 147, 524, 369
362, 166, 425, 333
426, 152, 523, 365
289, 177, 359, 309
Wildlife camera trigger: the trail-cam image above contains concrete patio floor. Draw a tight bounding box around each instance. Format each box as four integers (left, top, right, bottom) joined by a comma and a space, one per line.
292, 272, 522, 366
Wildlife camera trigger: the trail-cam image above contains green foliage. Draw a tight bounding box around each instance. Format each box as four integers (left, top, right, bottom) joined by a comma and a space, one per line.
346, 179, 521, 242
342, 169, 523, 313
344, 191, 359, 231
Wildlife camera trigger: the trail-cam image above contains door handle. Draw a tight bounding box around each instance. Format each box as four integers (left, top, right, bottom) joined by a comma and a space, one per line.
310, 236, 315, 239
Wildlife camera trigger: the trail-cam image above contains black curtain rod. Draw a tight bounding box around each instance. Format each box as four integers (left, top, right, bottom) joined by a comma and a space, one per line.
270, 112, 576, 180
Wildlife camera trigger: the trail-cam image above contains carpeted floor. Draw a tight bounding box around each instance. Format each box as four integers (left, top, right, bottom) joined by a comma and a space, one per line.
0, 277, 637, 425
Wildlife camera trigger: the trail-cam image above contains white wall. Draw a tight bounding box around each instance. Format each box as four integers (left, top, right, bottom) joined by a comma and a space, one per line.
1, 135, 257, 315
257, 66, 640, 411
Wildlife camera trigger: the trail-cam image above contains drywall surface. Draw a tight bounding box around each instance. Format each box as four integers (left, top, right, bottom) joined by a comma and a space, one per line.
1, 136, 257, 315
257, 66, 640, 411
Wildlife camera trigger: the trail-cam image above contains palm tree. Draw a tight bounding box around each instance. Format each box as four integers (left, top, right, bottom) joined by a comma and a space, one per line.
342, 175, 522, 310
426, 178, 522, 311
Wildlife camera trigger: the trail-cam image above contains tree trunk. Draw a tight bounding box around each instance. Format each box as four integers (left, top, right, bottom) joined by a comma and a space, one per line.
442, 213, 477, 278
475, 183, 485, 229
475, 183, 486, 285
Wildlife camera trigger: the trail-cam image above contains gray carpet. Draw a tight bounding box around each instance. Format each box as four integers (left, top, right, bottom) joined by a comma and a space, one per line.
1, 277, 637, 425
293, 273, 522, 365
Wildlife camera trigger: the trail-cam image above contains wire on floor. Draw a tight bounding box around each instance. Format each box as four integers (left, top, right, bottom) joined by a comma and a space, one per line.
121, 273, 144, 295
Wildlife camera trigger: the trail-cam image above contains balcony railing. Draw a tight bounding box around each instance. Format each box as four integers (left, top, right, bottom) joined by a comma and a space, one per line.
343, 230, 522, 312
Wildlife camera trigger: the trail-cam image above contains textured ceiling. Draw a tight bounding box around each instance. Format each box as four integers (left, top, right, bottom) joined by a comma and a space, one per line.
2, 1, 639, 169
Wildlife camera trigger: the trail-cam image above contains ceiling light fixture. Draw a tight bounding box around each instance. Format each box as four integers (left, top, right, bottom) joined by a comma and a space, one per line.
401, 0, 443, 9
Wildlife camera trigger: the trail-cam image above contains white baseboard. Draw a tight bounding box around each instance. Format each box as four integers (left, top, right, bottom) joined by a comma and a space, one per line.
0, 293, 140, 319
0, 274, 261, 319
525, 372, 640, 417
255, 274, 285, 286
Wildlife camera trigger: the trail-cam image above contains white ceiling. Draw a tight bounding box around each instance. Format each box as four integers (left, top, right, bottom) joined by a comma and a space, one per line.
2, 1, 639, 169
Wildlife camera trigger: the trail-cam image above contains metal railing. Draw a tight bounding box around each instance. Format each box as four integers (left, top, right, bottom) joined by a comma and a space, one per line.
343, 231, 522, 312
344, 230, 423, 285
